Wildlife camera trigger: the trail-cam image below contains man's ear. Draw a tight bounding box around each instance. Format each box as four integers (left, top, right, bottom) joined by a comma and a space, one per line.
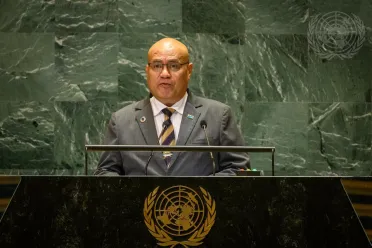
187, 63, 193, 80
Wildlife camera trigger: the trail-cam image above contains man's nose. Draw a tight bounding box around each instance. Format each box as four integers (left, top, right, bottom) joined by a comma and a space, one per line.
160, 65, 171, 77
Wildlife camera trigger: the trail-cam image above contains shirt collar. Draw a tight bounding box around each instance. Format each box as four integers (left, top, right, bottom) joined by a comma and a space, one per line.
150, 92, 188, 117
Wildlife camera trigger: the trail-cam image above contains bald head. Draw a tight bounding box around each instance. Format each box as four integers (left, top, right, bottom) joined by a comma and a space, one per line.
147, 38, 189, 63
145, 37, 193, 106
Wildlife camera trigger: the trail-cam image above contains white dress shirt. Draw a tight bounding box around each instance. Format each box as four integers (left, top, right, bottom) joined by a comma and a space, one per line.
150, 92, 188, 144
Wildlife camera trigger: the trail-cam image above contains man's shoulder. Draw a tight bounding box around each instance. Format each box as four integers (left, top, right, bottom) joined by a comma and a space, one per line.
113, 94, 231, 116
114, 99, 148, 116
192, 95, 230, 110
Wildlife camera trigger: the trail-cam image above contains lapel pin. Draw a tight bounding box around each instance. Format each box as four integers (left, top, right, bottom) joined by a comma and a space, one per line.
140, 116, 146, 123
187, 114, 194, 120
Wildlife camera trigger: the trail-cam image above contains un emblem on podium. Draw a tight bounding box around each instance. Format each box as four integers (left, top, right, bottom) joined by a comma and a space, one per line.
144, 185, 216, 247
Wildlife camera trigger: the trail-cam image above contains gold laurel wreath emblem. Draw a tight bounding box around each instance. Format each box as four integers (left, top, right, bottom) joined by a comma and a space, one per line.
143, 186, 216, 248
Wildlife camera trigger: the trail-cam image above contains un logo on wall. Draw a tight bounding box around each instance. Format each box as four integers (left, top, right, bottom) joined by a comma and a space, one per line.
144, 185, 216, 247
307, 11, 366, 60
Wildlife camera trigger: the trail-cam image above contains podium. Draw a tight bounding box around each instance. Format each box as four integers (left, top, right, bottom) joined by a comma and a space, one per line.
0, 176, 370, 247
85, 145, 276, 176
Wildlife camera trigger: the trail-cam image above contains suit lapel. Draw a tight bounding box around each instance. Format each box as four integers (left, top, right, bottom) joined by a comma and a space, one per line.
170, 95, 202, 167
135, 99, 168, 171
135, 99, 159, 145
176, 102, 201, 145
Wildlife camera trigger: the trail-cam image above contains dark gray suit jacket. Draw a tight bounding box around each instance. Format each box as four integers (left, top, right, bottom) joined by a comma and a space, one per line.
94, 92, 250, 176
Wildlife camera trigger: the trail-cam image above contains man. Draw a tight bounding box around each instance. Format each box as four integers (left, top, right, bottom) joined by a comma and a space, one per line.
94, 38, 250, 176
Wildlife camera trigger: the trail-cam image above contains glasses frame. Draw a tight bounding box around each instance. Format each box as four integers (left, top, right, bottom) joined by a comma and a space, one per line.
147, 61, 190, 73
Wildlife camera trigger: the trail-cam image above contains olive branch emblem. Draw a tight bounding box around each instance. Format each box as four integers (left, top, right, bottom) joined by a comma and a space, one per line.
143, 186, 216, 248
307, 11, 366, 60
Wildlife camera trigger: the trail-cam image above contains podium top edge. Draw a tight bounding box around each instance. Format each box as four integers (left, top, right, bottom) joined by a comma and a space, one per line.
84, 145, 275, 153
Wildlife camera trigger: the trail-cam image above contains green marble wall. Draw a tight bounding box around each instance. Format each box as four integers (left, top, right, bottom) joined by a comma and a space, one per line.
0, 0, 371, 176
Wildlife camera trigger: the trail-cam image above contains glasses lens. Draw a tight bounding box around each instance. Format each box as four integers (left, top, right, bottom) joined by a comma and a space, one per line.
150, 62, 184, 72
151, 62, 163, 72
168, 62, 181, 71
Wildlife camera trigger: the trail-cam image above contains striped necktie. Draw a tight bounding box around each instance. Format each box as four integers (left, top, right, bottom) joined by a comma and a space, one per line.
161, 107, 176, 166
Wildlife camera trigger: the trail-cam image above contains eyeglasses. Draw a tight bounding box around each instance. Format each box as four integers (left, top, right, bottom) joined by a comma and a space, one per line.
148, 61, 189, 72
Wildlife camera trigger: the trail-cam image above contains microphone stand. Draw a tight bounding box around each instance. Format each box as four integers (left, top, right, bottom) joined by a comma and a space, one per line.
145, 153, 154, 175
201, 122, 216, 176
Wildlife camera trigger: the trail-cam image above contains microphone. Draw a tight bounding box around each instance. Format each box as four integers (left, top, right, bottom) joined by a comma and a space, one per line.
200, 120, 216, 176
144, 120, 171, 175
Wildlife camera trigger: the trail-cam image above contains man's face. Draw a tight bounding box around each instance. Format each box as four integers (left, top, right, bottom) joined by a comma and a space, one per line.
146, 43, 193, 106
